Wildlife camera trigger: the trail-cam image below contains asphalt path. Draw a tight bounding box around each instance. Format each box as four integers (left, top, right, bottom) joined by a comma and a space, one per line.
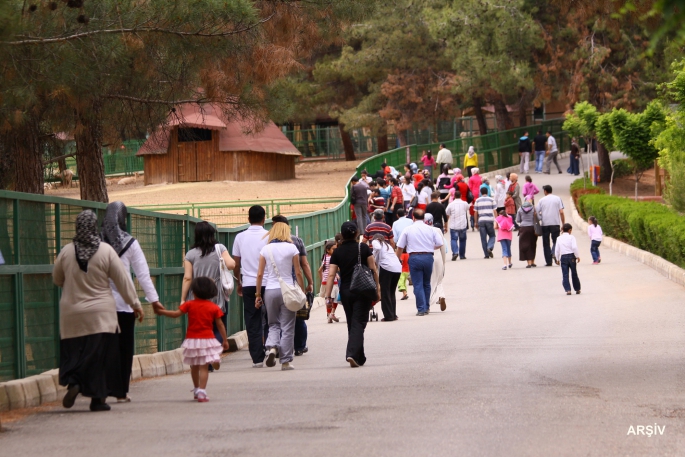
2, 153, 685, 456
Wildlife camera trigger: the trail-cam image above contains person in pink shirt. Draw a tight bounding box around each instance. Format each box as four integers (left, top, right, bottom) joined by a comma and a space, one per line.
494, 209, 514, 270
468, 168, 482, 201
522, 175, 540, 203
421, 150, 436, 178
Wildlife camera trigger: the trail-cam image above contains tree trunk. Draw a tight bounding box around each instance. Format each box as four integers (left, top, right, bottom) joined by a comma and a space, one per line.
376, 122, 389, 154
518, 100, 529, 127
338, 123, 356, 162
492, 95, 514, 131
597, 142, 612, 182
12, 117, 44, 194
472, 97, 488, 135
397, 129, 408, 147
75, 102, 109, 202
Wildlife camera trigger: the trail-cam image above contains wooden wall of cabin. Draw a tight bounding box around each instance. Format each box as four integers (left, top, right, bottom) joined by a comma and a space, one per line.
214, 151, 296, 181
143, 127, 180, 185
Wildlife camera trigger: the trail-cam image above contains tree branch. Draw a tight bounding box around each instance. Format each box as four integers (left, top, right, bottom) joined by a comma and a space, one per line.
3, 15, 275, 45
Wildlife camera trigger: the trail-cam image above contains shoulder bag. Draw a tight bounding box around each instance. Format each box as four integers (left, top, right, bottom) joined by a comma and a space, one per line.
409, 195, 418, 208
267, 246, 306, 312
350, 243, 377, 299
533, 209, 543, 236
215, 244, 235, 299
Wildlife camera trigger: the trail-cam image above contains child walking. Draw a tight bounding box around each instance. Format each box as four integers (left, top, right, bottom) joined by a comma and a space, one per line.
504, 191, 517, 230
555, 223, 582, 295
397, 252, 410, 300
588, 216, 603, 264
319, 241, 340, 323
494, 209, 514, 270
154, 277, 228, 402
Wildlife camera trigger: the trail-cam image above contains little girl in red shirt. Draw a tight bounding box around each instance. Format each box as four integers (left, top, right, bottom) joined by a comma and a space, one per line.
154, 277, 228, 402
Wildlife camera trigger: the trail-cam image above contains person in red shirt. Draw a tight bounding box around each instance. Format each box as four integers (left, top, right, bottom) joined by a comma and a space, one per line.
154, 277, 228, 403
413, 172, 425, 190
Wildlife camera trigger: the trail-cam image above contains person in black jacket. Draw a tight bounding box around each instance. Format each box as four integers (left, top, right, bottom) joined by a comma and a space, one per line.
518, 131, 532, 174
533, 130, 547, 173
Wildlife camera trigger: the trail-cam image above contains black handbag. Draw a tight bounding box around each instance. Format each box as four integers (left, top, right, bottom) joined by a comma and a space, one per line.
350, 243, 377, 298
297, 292, 314, 320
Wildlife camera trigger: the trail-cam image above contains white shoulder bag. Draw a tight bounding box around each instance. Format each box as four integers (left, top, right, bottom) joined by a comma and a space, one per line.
215, 244, 235, 299
267, 245, 306, 312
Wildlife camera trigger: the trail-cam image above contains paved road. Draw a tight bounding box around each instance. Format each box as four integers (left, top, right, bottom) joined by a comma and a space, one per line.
2, 154, 685, 456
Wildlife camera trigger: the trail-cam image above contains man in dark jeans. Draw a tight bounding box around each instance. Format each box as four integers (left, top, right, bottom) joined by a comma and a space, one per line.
232, 206, 269, 367
536, 185, 565, 266
271, 215, 314, 357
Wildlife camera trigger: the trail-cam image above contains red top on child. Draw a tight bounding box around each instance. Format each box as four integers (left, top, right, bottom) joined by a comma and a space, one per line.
180, 299, 224, 339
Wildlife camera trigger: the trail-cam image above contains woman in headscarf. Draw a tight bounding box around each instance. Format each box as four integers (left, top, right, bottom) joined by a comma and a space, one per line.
53, 210, 143, 412
425, 214, 447, 312
468, 168, 482, 201
463, 146, 478, 177
101, 202, 161, 403
516, 200, 539, 268
494, 175, 507, 213
508, 173, 522, 230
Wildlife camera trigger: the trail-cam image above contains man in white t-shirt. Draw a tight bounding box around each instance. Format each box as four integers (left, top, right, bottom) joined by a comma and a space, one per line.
543, 131, 562, 174
232, 205, 269, 367
445, 190, 470, 261
536, 185, 566, 266
436, 143, 453, 172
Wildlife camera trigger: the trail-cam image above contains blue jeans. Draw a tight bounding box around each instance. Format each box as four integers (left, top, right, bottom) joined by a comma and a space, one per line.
535, 150, 545, 172
560, 254, 581, 292
450, 228, 467, 259
591, 240, 601, 263
408, 253, 433, 313
500, 239, 512, 258
478, 221, 496, 257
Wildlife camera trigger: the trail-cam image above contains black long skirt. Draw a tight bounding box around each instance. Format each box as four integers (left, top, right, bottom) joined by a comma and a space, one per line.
518, 226, 538, 261
59, 332, 124, 399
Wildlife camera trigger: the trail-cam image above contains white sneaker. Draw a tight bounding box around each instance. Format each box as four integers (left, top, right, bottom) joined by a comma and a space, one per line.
281, 362, 294, 371
252, 362, 264, 368
265, 348, 277, 367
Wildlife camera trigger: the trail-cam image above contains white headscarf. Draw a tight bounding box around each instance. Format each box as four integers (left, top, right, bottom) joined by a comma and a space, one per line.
467, 146, 476, 158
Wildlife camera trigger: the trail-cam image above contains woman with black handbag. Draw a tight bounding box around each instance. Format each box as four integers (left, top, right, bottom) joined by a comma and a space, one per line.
324, 221, 380, 368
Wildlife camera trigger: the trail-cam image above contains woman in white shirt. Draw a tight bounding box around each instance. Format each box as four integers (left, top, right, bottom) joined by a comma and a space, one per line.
101, 202, 160, 403
255, 222, 305, 370
400, 176, 416, 210
494, 175, 507, 212
372, 234, 402, 321
416, 179, 434, 210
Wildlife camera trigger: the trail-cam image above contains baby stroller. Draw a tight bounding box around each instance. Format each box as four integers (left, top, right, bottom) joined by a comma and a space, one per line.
369, 301, 379, 322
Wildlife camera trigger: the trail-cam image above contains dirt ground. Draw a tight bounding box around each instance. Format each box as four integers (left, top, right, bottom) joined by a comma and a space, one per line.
595, 168, 657, 198
45, 160, 358, 207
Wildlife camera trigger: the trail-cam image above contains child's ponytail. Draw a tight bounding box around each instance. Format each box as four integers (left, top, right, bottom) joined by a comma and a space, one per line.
589, 216, 598, 227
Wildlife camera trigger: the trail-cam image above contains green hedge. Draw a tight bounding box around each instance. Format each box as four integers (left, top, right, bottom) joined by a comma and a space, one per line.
611, 158, 633, 179
570, 177, 602, 194
577, 193, 685, 268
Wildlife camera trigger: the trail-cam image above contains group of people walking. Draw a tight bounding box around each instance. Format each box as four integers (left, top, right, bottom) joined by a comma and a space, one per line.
51, 139, 605, 410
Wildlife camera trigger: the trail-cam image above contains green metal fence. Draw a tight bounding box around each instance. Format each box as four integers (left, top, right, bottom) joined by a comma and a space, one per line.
134, 197, 344, 228
1, 118, 570, 382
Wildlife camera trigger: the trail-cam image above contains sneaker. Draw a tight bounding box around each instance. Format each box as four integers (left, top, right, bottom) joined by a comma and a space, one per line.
460, 257, 467, 260
526, 265, 532, 269
502, 266, 508, 270
576, 290, 581, 295
331, 314, 339, 322
598, 258, 601, 263
592, 261, 599, 265
416, 312, 425, 316
197, 391, 209, 403
566, 291, 572, 295
439, 297, 446, 311
508, 264, 513, 269
62, 384, 80, 409
531, 264, 537, 267
488, 248, 494, 258
425, 308, 430, 314
401, 295, 408, 300
302, 347, 309, 354
116, 396, 131, 403
295, 350, 303, 356
252, 362, 264, 368
346, 357, 360, 368
327, 313, 333, 324
211, 361, 221, 371
265, 348, 277, 367
281, 362, 295, 371
451, 254, 457, 261
191, 388, 198, 400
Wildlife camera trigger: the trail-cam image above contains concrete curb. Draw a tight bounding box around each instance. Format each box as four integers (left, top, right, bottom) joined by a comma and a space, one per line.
0, 330, 249, 413
569, 197, 685, 288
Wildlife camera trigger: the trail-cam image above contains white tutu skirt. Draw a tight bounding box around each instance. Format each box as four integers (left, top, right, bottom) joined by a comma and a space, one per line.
181, 338, 223, 366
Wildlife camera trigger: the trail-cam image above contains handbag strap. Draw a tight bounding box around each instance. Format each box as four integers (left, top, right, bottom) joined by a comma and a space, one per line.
357, 242, 362, 267
266, 245, 284, 281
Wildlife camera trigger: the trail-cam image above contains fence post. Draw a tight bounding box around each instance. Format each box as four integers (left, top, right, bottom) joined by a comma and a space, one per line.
156, 217, 165, 351
15, 273, 26, 379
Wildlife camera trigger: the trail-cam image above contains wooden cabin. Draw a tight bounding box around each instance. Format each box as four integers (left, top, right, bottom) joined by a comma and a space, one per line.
138, 105, 300, 185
